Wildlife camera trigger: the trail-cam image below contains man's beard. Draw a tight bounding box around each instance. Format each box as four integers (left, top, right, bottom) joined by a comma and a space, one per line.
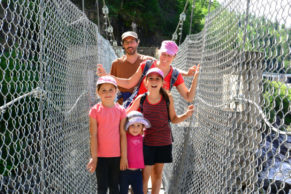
125, 47, 137, 55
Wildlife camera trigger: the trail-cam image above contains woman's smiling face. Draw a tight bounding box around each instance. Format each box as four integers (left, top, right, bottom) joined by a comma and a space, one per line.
159, 52, 175, 66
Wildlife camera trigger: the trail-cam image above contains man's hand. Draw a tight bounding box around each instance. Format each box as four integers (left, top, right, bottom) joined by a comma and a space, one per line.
97, 64, 107, 77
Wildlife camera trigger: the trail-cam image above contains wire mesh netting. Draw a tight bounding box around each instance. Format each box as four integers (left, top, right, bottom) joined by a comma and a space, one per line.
0, 0, 290, 193
0, 0, 122, 193
166, 0, 291, 193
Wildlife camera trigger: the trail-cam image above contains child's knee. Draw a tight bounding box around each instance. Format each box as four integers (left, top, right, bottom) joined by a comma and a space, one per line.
152, 168, 163, 179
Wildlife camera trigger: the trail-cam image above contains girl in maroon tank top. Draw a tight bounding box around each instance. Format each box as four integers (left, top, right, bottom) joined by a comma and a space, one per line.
126, 67, 194, 194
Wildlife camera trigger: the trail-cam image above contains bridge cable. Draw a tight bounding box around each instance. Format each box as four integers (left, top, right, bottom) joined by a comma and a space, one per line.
172, 0, 190, 44
189, 0, 196, 35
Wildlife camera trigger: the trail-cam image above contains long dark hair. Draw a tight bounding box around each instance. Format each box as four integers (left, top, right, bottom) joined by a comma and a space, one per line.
160, 87, 170, 103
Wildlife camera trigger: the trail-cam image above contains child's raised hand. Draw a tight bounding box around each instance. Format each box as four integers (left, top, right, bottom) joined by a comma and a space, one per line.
96, 64, 107, 77
120, 156, 128, 171
87, 158, 97, 173
186, 104, 194, 118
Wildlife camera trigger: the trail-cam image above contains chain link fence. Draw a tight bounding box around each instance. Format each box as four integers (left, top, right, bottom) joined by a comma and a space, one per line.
0, 0, 122, 192
1, 0, 290, 193
165, 0, 291, 193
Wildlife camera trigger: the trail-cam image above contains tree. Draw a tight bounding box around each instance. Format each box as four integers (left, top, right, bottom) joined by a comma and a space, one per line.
71, 0, 218, 46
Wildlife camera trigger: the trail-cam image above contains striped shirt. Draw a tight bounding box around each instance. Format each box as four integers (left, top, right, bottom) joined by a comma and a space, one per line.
142, 96, 172, 146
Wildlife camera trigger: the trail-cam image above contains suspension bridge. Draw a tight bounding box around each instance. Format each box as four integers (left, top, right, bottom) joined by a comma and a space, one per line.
0, 0, 290, 193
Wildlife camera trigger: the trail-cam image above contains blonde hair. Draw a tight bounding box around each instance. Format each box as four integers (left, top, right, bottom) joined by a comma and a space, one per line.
154, 48, 160, 59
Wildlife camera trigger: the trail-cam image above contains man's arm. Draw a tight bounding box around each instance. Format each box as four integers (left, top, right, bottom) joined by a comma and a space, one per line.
97, 64, 143, 89
126, 95, 142, 113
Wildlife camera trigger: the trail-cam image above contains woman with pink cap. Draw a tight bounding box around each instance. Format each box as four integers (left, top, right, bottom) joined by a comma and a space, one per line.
97, 40, 200, 104
127, 68, 194, 194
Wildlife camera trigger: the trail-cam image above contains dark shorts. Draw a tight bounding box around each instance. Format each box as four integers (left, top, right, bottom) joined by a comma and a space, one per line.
143, 144, 172, 165
120, 169, 143, 194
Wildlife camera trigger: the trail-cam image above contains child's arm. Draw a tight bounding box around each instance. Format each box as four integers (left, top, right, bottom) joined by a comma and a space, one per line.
120, 117, 128, 170
126, 95, 142, 113
87, 117, 98, 173
168, 94, 194, 124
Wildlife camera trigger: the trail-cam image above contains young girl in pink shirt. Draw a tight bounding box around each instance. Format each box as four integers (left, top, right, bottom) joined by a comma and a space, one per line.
120, 111, 151, 194
87, 75, 128, 194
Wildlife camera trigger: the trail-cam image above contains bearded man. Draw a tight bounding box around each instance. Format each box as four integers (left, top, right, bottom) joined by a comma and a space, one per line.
110, 31, 154, 104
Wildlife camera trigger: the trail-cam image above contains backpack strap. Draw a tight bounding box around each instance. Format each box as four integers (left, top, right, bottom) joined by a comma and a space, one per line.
134, 59, 154, 92
139, 93, 147, 113
123, 60, 154, 108
142, 60, 154, 79
165, 97, 171, 122
168, 68, 179, 141
169, 68, 179, 90
165, 95, 175, 142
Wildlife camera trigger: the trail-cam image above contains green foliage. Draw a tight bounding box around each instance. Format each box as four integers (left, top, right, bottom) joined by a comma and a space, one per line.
184, 0, 220, 35
237, 16, 290, 73
72, 0, 216, 45
105, 0, 180, 44
205, 8, 290, 74
285, 60, 291, 74
263, 80, 291, 129
0, 49, 40, 176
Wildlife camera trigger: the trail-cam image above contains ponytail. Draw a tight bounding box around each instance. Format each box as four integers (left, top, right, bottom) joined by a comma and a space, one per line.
160, 87, 170, 103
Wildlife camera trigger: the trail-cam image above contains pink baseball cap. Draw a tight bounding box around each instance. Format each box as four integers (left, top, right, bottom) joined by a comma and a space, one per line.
159, 40, 178, 56
96, 75, 117, 87
146, 67, 164, 78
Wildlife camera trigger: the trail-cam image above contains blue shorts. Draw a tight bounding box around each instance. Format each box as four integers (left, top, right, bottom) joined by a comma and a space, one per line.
120, 169, 143, 194
143, 144, 172, 165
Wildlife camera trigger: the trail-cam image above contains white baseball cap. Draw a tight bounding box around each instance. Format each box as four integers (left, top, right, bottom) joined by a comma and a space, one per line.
121, 31, 138, 40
